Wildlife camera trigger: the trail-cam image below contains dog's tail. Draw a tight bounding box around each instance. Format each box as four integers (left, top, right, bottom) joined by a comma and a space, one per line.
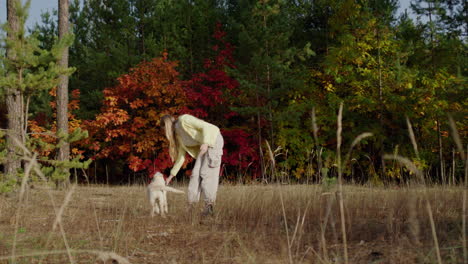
149, 185, 185, 194
163, 186, 185, 194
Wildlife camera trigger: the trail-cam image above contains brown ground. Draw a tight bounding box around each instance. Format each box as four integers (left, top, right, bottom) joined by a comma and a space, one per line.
0, 184, 465, 263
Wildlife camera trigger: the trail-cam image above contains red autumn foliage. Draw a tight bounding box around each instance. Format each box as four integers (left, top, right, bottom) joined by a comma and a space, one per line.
183, 23, 260, 177
221, 128, 259, 172
182, 23, 239, 119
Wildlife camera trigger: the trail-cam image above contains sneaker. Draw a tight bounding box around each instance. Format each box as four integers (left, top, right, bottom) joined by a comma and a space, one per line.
201, 203, 214, 217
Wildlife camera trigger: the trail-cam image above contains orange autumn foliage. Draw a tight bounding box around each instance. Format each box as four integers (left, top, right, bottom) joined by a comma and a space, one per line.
28, 87, 85, 159
83, 54, 186, 172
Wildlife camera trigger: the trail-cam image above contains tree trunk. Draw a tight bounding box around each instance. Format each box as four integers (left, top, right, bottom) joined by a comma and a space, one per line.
255, 74, 265, 182
57, 0, 70, 182
5, 0, 22, 177
263, 13, 274, 151
437, 119, 444, 183
377, 26, 386, 180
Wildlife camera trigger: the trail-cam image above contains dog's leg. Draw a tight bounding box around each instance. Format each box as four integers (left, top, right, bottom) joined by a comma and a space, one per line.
162, 191, 168, 215
149, 190, 156, 217
158, 195, 166, 218
154, 198, 160, 215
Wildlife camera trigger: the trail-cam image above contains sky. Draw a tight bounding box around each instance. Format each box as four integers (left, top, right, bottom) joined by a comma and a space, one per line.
0, 0, 414, 30
0, 0, 59, 29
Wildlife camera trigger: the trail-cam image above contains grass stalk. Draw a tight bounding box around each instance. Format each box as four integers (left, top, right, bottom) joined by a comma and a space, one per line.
53, 185, 76, 231
279, 182, 293, 264
336, 103, 348, 264
448, 115, 466, 263
312, 108, 323, 183
1, 250, 130, 264
311, 107, 330, 260
383, 154, 442, 264
406, 116, 420, 159
294, 201, 310, 257
463, 190, 467, 263
91, 198, 105, 248
265, 140, 276, 182
11, 136, 75, 264
11, 152, 36, 263
426, 201, 443, 264
31, 162, 75, 264
319, 193, 334, 261
266, 138, 294, 263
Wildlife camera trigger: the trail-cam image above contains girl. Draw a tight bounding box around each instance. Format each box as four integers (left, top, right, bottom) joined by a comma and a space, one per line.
161, 114, 224, 216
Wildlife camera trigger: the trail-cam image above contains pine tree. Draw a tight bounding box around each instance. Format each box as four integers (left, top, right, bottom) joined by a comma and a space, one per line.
0, 0, 74, 187
3, 0, 22, 178
228, 0, 313, 180
309, 0, 421, 180
408, 0, 466, 181
57, 0, 71, 186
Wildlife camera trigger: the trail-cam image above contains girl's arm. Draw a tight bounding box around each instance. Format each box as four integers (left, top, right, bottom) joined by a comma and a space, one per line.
167, 144, 186, 184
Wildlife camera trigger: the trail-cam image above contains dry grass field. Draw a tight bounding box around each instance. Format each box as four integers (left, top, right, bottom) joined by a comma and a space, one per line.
0, 183, 465, 263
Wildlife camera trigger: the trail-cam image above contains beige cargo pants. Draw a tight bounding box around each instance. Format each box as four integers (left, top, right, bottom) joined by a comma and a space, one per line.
188, 133, 224, 204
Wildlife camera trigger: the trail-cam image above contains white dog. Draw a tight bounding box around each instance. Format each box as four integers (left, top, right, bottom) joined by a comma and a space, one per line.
147, 172, 184, 217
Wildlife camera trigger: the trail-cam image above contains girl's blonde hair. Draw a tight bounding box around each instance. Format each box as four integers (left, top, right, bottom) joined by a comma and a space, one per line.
160, 114, 178, 162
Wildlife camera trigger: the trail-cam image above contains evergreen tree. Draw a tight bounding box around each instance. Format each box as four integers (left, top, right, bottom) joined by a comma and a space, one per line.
3, 0, 22, 178
309, 0, 424, 181
0, 0, 74, 188
408, 0, 467, 181
228, 0, 313, 180
57, 0, 72, 185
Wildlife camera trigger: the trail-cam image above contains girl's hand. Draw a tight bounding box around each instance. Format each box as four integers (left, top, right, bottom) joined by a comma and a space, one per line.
165, 175, 174, 185
199, 143, 209, 155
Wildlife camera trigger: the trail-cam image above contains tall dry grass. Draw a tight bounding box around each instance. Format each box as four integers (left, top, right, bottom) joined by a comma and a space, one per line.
0, 184, 465, 263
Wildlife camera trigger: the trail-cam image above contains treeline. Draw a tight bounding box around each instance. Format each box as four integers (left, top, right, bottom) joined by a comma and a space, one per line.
2, 0, 466, 185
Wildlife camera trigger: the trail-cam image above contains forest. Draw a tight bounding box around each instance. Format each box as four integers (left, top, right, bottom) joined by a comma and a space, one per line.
0, 0, 466, 186
0, 1, 467, 263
